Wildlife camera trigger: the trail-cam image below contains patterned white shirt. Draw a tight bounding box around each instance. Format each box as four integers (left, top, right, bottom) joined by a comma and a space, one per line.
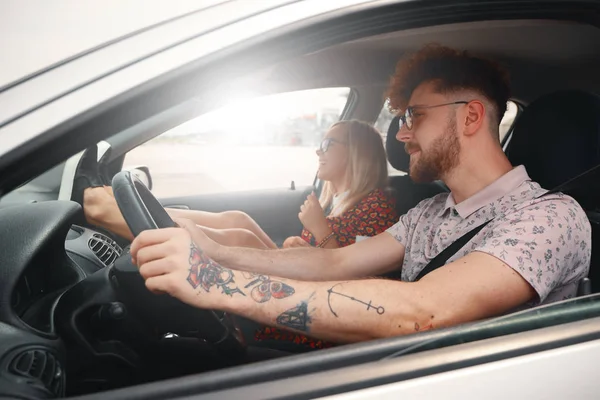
387, 165, 592, 305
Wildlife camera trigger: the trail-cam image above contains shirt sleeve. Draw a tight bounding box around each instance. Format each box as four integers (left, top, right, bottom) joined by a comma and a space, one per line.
471, 196, 592, 303
386, 197, 433, 247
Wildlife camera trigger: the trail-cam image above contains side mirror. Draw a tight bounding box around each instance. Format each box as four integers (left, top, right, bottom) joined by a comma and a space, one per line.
123, 165, 153, 191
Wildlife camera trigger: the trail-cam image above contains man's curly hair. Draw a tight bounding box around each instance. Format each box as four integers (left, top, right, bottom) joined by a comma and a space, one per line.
386, 44, 511, 130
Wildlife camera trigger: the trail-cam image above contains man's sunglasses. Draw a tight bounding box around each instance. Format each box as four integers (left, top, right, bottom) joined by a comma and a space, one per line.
398, 101, 468, 131
319, 137, 347, 153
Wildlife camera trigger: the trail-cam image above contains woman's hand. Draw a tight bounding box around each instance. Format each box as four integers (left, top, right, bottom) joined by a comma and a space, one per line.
298, 192, 330, 241
282, 236, 311, 248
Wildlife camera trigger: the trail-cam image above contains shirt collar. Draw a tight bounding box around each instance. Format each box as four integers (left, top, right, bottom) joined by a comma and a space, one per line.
440, 165, 531, 219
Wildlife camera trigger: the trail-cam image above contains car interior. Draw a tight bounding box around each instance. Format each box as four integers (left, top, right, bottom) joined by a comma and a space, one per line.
2, 9, 600, 400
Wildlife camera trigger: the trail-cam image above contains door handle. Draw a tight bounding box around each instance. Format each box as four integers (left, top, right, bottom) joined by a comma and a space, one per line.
164, 204, 190, 210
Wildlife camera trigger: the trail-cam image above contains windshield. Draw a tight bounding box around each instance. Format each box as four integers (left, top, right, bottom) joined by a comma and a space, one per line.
0, 163, 65, 206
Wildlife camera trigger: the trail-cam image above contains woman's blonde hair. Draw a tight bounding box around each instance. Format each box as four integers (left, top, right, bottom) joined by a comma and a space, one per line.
320, 120, 389, 216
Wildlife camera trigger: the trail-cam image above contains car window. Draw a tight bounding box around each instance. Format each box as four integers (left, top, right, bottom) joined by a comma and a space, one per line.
374, 100, 520, 175
373, 101, 405, 177
499, 100, 519, 142
123, 88, 351, 198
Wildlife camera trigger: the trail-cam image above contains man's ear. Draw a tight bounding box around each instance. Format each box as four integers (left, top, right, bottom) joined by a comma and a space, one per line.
463, 100, 485, 136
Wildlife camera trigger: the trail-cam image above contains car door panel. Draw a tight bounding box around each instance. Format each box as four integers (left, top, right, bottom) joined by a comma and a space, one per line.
160, 185, 313, 246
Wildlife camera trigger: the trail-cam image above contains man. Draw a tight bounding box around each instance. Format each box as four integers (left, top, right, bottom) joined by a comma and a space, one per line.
129, 45, 591, 344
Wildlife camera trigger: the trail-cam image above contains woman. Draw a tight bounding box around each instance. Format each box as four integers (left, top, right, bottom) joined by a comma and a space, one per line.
282, 119, 398, 250
83, 120, 398, 252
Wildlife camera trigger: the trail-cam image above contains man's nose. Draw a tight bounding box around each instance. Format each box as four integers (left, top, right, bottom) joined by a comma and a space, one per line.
316, 148, 323, 156
396, 123, 411, 143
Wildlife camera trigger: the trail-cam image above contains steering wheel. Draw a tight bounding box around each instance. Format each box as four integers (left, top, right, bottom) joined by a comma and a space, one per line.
107, 170, 246, 354
111, 170, 176, 236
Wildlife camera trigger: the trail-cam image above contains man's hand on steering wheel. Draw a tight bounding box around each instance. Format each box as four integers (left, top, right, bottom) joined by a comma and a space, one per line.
131, 224, 204, 304
130, 222, 237, 312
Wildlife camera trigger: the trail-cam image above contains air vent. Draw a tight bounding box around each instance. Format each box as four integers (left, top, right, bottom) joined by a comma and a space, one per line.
88, 233, 123, 267
9, 349, 65, 397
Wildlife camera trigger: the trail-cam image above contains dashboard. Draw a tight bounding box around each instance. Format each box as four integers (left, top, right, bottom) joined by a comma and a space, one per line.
0, 200, 125, 399
11, 224, 123, 333
0, 198, 244, 398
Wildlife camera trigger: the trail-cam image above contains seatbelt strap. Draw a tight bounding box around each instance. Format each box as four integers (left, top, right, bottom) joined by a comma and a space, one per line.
414, 220, 491, 281
414, 187, 558, 282
544, 163, 600, 210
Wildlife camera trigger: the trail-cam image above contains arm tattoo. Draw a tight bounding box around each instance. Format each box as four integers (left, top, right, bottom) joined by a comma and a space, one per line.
242, 272, 295, 303
414, 322, 433, 332
187, 243, 245, 297
327, 282, 385, 317
276, 293, 315, 332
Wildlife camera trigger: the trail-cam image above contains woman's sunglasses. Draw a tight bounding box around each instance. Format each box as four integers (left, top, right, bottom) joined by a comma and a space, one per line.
319, 137, 347, 153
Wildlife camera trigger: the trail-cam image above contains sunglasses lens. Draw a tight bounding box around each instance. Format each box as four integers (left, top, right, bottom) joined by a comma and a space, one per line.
320, 139, 329, 152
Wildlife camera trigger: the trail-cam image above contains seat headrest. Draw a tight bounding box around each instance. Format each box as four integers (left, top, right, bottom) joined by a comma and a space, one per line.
506, 90, 600, 190
386, 116, 410, 172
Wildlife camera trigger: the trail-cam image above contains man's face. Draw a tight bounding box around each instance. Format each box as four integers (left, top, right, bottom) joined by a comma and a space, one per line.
396, 82, 462, 183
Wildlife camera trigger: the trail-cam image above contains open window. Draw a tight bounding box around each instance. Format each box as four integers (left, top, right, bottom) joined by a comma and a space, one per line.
123, 88, 351, 198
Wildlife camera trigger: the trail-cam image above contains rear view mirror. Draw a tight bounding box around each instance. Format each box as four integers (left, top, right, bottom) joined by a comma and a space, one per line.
123, 165, 153, 191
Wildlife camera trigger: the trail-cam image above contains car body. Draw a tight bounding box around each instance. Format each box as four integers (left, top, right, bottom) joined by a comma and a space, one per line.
1, 0, 600, 399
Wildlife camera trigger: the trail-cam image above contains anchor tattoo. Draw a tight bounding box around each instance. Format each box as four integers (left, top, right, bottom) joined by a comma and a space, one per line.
326, 283, 385, 317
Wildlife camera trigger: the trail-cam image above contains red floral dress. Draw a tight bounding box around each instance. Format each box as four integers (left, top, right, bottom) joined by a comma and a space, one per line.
300, 188, 398, 247
255, 188, 398, 349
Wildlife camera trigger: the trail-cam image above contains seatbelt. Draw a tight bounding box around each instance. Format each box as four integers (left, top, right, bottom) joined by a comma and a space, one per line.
414, 220, 491, 281
414, 187, 560, 282
413, 163, 600, 289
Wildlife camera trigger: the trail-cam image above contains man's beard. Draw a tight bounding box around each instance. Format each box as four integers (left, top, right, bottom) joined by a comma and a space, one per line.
408, 117, 461, 183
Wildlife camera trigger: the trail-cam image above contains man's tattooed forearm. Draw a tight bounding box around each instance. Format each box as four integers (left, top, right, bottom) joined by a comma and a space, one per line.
242, 272, 295, 303
326, 282, 385, 317
187, 243, 245, 297
276, 292, 315, 332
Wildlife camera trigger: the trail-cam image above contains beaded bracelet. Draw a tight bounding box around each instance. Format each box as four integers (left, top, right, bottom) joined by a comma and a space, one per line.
316, 231, 336, 248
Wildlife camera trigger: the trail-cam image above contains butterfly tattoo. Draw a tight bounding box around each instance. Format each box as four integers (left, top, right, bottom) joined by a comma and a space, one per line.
242, 272, 295, 303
